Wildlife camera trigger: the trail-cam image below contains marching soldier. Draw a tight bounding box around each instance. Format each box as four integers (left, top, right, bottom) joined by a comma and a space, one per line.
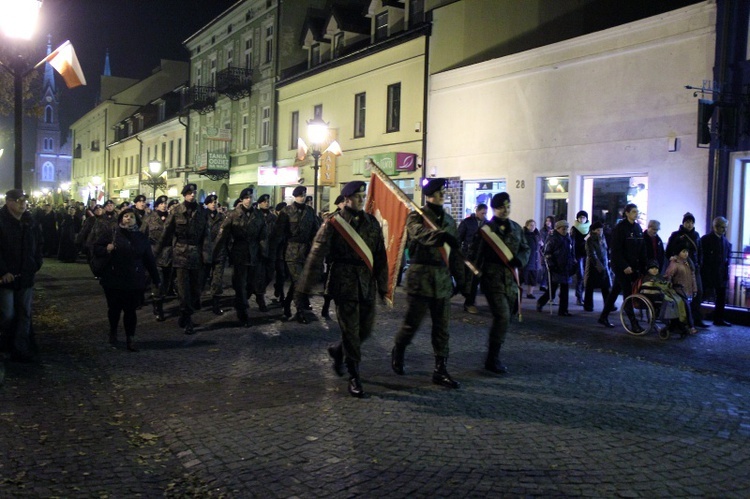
254, 194, 278, 312
298, 181, 388, 398
273, 186, 321, 323
213, 187, 267, 327
132, 194, 147, 227
157, 183, 208, 334
141, 195, 172, 321
320, 194, 346, 319
469, 192, 530, 374
202, 194, 227, 316
391, 178, 466, 389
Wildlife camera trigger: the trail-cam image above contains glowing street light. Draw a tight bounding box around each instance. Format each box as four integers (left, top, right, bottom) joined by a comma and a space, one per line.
306, 116, 329, 213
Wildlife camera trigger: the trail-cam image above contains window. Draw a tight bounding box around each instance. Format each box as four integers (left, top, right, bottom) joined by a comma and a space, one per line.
375, 12, 388, 40
242, 114, 249, 150
177, 139, 182, 167
354, 93, 366, 138
386, 83, 401, 132
311, 43, 321, 67
290, 111, 299, 150
333, 32, 344, 58
226, 48, 233, 68
42, 162, 54, 182
210, 57, 217, 85
264, 25, 273, 64
169, 140, 174, 168
45, 105, 53, 123
245, 37, 253, 68
261, 107, 270, 146
409, 0, 425, 27
162, 142, 167, 163
314, 104, 323, 120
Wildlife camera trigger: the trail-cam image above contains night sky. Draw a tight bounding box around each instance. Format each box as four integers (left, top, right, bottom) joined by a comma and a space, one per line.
39, 0, 238, 131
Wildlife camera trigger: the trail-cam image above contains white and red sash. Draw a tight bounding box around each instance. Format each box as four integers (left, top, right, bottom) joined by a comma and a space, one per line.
329, 213, 373, 272
480, 223, 523, 320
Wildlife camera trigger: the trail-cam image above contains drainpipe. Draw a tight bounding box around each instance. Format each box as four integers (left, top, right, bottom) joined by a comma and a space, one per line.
420, 26, 431, 205
179, 112, 190, 184
135, 135, 143, 197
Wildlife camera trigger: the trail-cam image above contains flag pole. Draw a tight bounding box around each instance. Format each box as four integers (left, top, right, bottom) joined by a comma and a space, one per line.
366, 159, 480, 277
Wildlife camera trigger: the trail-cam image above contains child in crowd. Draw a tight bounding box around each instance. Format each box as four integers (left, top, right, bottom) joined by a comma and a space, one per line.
663, 244, 698, 334
640, 260, 694, 337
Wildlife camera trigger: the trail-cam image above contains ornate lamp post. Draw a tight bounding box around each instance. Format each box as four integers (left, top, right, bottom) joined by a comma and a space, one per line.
306, 116, 329, 213
0, 0, 43, 189
143, 160, 167, 203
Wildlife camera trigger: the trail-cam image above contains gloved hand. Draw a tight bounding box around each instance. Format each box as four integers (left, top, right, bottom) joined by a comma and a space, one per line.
509, 257, 523, 268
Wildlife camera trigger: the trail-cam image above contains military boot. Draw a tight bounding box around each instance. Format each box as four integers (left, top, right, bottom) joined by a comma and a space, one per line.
183, 315, 196, 335
126, 335, 139, 352
256, 295, 268, 313
391, 343, 406, 375
327, 343, 345, 376
153, 300, 165, 322
321, 297, 331, 319
212, 296, 224, 315
432, 356, 460, 389
484, 342, 508, 374
346, 359, 364, 398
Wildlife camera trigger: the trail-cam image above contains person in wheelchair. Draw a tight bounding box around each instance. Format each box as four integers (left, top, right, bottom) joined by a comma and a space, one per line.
664, 244, 699, 334
640, 260, 695, 337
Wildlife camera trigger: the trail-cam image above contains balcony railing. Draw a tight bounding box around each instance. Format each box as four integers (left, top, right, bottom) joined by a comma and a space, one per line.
215, 66, 252, 100
181, 85, 217, 114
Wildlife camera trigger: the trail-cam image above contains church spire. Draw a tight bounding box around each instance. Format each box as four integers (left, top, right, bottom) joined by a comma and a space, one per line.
44, 34, 55, 93
104, 49, 111, 76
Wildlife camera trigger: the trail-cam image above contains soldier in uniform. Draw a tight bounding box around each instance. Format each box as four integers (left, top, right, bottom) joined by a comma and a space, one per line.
86, 200, 118, 251
132, 194, 147, 227
320, 194, 346, 319
273, 186, 321, 323
141, 195, 171, 321
273, 202, 288, 303
298, 181, 388, 398
253, 194, 277, 312
469, 192, 530, 374
391, 178, 466, 389
213, 187, 267, 327
202, 194, 227, 316
157, 183, 208, 334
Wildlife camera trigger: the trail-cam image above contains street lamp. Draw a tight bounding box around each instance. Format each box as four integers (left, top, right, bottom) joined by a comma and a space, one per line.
306, 116, 329, 213
0, 0, 43, 190
143, 160, 167, 202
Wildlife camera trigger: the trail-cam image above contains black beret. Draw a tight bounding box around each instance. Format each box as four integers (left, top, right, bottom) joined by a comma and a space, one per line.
134, 194, 147, 203
257, 194, 270, 204
423, 178, 446, 196
239, 187, 254, 199
167, 199, 179, 208
490, 192, 510, 209
118, 201, 131, 209
154, 195, 169, 208
233, 198, 242, 208
104, 199, 115, 206
275, 202, 287, 212
292, 186, 307, 197
117, 208, 135, 223
341, 181, 366, 198
204, 194, 218, 204
181, 183, 197, 196
333, 195, 345, 206
590, 221, 603, 231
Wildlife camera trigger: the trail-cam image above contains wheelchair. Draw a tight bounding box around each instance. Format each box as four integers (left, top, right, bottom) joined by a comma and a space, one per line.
619, 277, 686, 340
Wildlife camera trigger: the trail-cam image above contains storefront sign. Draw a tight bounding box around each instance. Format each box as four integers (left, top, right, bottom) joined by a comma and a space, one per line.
202, 127, 232, 142
258, 166, 300, 186
320, 152, 337, 186
197, 152, 230, 173
359, 152, 416, 176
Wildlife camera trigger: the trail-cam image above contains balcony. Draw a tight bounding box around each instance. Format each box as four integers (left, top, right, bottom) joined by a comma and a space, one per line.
181, 85, 217, 114
215, 66, 252, 100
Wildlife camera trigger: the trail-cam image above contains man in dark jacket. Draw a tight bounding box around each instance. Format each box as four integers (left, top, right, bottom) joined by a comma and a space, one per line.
298, 181, 388, 398
457, 203, 487, 313
213, 188, 267, 327
598, 203, 647, 330
701, 216, 731, 326
254, 193, 278, 312
0, 190, 44, 362
157, 184, 208, 334
666, 212, 706, 327
536, 220, 576, 316
391, 178, 467, 389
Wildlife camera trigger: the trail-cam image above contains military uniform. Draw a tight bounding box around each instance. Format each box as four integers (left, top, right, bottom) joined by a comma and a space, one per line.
213, 203, 267, 325
469, 195, 530, 373
203, 206, 227, 313
392, 180, 466, 388
157, 195, 208, 332
274, 199, 320, 319
255, 205, 279, 309
141, 203, 172, 321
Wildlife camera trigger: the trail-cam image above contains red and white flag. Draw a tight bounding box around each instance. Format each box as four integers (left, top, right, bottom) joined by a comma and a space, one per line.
38, 40, 87, 89
365, 167, 411, 304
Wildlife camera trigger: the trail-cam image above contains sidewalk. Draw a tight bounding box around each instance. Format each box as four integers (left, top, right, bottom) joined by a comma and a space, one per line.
1, 260, 749, 497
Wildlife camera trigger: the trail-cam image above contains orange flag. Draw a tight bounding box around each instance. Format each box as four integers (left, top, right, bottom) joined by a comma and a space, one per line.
38, 40, 87, 89
365, 167, 411, 304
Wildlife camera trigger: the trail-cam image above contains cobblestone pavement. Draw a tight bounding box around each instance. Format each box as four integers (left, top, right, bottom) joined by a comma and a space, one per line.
1, 260, 749, 497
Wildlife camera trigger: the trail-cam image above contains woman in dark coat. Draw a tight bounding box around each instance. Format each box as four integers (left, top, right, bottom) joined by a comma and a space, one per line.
536, 220, 576, 316
522, 219, 542, 299
583, 221, 611, 312
94, 209, 160, 351
57, 206, 80, 262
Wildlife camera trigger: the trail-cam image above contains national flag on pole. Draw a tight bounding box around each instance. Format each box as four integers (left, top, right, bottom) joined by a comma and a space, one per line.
296, 138, 308, 161
365, 168, 411, 304
37, 40, 87, 89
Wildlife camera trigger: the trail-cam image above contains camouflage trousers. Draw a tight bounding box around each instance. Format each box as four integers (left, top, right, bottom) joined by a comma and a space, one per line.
335, 298, 376, 363
394, 294, 451, 358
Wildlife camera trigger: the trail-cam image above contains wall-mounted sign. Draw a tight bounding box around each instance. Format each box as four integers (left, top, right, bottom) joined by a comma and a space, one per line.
197, 152, 230, 173
359, 152, 417, 176
258, 166, 300, 186
202, 127, 232, 142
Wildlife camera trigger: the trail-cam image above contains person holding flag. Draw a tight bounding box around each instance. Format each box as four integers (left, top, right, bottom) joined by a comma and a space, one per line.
390, 178, 467, 389
297, 181, 388, 398
469, 192, 530, 374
